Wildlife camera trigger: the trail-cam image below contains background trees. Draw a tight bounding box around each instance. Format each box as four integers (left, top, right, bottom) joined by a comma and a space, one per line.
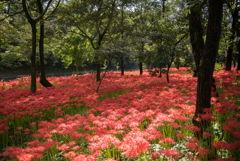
0, 0, 236, 91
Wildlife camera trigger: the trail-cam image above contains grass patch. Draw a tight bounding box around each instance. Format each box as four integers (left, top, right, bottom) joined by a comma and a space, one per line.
97, 89, 131, 102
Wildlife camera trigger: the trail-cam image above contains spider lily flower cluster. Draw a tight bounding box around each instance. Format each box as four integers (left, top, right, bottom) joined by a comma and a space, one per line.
0, 67, 239, 161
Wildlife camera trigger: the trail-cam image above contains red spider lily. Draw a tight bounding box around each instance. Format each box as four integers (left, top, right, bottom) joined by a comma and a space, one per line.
203, 131, 211, 138
89, 134, 121, 152
212, 141, 231, 150
16, 153, 33, 161
185, 125, 201, 132
163, 149, 180, 159
67, 141, 76, 147
58, 144, 69, 151
119, 136, 150, 159
74, 154, 96, 161
161, 138, 176, 145
186, 143, 198, 151
198, 148, 210, 156
176, 133, 184, 139
63, 151, 77, 159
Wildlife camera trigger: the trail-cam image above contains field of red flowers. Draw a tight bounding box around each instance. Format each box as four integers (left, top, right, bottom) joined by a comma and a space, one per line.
0, 67, 240, 161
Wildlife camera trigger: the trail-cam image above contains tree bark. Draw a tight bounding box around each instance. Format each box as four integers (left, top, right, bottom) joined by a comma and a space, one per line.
39, 23, 52, 87
97, 56, 112, 92
162, 0, 165, 18
188, 0, 205, 72
176, 57, 180, 69
226, 36, 234, 71
38, 0, 52, 87
96, 63, 101, 81
237, 40, 240, 71
76, 65, 78, 76
194, 0, 223, 140
226, 6, 238, 71
233, 58, 236, 68
120, 56, 124, 76
140, 62, 143, 75
31, 24, 37, 93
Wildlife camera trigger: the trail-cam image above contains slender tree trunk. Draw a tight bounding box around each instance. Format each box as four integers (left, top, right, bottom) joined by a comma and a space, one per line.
140, 62, 143, 75
96, 63, 101, 81
237, 40, 240, 71
39, 20, 52, 87
188, 0, 205, 72
37, 0, 52, 87
162, 0, 165, 18
226, 39, 233, 70
166, 55, 174, 83
159, 67, 162, 78
120, 5, 124, 76
120, 56, 124, 76
31, 24, 37, 93
37, 52, 40, 76
226, 8, 238, 71
76, 66, 78, 76
233, 58, 236, 67
97, 56, 112, 92
194, 0, 223, 144
176, 57, 180, 69
140, 41, 144, 75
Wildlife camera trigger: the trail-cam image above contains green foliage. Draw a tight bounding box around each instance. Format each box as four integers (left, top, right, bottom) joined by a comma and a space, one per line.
53, 31, 89, 69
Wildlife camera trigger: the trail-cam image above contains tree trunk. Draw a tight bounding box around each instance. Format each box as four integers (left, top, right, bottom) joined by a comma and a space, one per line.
38, 2, 52, 87
31, 24, 37, 93
96, 63, 101, 81
188, 0, 205, 72
233, 58, 236, 67
162, 0, 165, 18
237, 39, 240, 71
77, 66, 79, 75
194, 0, 223, 141
39, 20, 52, 87
97, 56, 112, 92
226, 8, 238, 71
120, 56, 124, 76
226, 40, 233, 70
176, 57, 180, 69
140, 62, 143, 75
140, 41, 144, 75
159, 67, 162, 78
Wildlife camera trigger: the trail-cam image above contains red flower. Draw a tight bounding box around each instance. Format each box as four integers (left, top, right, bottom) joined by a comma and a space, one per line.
212, 141, 231, 150
63, 151, 76, 159
161, 138, 176, 145
186, 143, 198, 151
151, 151, 161, 160
176, 133, 184, 139
198, 148, 210, 156
163, 149, 180, 158
203, 131, 211, 138
58, 144, 69, 151
16, 153, 33, 161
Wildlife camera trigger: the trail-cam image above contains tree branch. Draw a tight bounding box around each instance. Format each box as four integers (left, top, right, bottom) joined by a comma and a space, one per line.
69, 28, 96, 49
44, 0, 61, 21
96, 55, 112, 92
103, 0, 116, 34
0, 10, 24, 22
22, 0, 35, 22
174, 31, 189, 46
35, 0, 53, 22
